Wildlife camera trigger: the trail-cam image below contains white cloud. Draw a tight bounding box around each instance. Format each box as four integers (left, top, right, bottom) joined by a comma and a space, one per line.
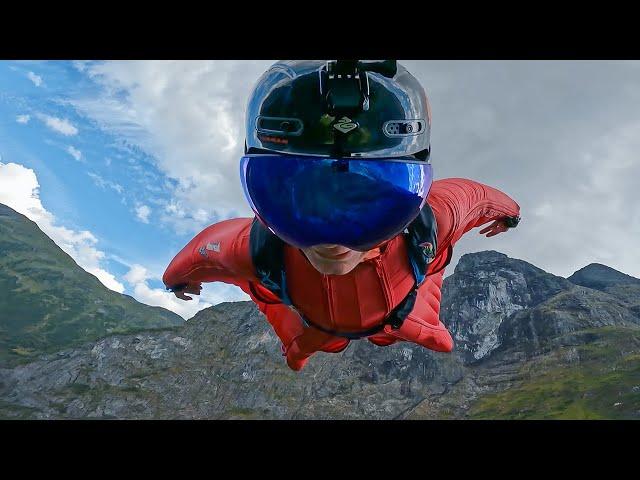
67, 145, 82, 161
16, 114, 30, 124
70, 60, 273, 235
123, 264, 148, 284
400, 60, 640, 279
200, 282, 251, 306
87, 172, 124, 195
135, 204, 151, 223
68, 60, 640, 282
36, 113, 78, 136
123, 263, 209, 319
72, 61, 90, 72
0, 161, 125, 293
532, 202, 553, 218
27, 71, 43, 87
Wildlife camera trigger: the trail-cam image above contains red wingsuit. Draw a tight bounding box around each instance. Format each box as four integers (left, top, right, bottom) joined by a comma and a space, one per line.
163, 178, 520, 371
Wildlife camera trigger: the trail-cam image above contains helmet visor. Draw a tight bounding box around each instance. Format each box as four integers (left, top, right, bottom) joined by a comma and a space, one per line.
240, 154, 432, 251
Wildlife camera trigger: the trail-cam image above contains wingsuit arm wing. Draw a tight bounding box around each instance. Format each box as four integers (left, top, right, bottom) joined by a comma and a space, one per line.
428, 178, 521, 249
163, 217, 305, 353
162, 218, 256, 291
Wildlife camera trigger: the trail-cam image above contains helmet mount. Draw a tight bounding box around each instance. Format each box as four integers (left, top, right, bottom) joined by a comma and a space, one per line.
320, 60, 398, 117
245, 60, 430, 159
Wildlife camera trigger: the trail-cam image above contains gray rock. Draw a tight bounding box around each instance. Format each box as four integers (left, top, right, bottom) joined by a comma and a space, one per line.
442, 251, 572, 363
2, 250, 640, 419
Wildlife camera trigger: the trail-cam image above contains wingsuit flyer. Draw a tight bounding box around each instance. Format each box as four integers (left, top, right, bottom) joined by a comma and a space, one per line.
2, 58, 639, 424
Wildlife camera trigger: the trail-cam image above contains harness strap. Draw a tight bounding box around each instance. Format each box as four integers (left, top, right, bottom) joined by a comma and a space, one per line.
249, 202, 441, 340
295, 285, 420, 340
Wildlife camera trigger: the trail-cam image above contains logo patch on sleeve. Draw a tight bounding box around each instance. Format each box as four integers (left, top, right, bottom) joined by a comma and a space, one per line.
206, 242, 221, 252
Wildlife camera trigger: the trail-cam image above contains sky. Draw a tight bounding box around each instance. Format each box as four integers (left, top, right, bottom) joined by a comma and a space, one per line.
0, 60, 639, 320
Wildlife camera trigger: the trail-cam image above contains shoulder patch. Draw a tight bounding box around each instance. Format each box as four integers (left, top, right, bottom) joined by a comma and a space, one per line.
206, 242, 221, 252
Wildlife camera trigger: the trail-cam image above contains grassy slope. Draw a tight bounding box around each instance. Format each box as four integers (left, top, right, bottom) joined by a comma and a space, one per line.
469, 327, 640, 419
0, 204, 183, 366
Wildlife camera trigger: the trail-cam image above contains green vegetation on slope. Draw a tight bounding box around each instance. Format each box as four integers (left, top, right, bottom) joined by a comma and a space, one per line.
0, 203, 183, 366
469, 327, 640, 419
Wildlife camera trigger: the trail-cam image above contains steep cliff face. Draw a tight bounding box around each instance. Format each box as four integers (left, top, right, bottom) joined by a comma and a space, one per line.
498, 285, 640, 355
412, 257, 640, 420
1, 250, 639, 420
441, 251, 572, 363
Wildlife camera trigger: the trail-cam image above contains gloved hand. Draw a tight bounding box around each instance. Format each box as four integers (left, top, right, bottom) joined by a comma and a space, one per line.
479, 215, 520, 238
170, 282, 202, 301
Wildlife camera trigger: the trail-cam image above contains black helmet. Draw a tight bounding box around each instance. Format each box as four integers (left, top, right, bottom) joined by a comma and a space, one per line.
244, 60, 431, 160
240, 60, 435, 252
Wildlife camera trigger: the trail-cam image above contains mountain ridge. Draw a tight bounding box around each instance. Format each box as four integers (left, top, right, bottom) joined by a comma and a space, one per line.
2, 203, 639, 419
0, 202, 183, 367
1, 249, 639, 419
568, 262, 640, 291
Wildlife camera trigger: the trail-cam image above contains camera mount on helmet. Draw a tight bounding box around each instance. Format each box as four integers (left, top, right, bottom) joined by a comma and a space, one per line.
320, 60, 398, 116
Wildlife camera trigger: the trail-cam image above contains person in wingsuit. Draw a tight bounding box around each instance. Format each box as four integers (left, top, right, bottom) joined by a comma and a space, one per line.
163, 60, 521, 371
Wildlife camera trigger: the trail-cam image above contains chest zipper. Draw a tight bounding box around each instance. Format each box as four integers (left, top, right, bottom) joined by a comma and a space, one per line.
323, 274, 336, 329
374, 257, 394, 312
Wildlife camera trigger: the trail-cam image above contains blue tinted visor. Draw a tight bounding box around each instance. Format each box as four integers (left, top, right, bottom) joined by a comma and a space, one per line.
240, 154, 433, 251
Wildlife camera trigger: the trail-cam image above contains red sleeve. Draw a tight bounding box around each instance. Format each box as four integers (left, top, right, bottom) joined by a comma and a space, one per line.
164, 217, 304, 352
428, 178, 521, 249
162, 217, 256, 289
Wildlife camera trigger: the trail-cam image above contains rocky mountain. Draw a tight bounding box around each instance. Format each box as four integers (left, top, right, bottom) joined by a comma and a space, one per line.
0, 203, 183, 367
568, 263, 640, 319
568, 263, 640, 291
1, 246, 639, 419
0, 303, 464, 419
413, 254, 640, 419
441, 251, 573, 364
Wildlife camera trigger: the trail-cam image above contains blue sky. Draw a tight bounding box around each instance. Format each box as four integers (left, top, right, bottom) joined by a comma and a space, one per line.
1, 62, 172, 267
1, 60, 639, 319
0, 60, 272, 318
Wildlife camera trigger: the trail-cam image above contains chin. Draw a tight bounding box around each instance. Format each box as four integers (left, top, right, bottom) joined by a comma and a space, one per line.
313, 262, 357, 275
301, 247, 367, 275
306, 255, 361, 275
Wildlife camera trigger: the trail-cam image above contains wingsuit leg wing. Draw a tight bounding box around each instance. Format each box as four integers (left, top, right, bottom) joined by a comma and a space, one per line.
378, 178, 521, 352
381, 271, 454, 352
284, 327, 350, 371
